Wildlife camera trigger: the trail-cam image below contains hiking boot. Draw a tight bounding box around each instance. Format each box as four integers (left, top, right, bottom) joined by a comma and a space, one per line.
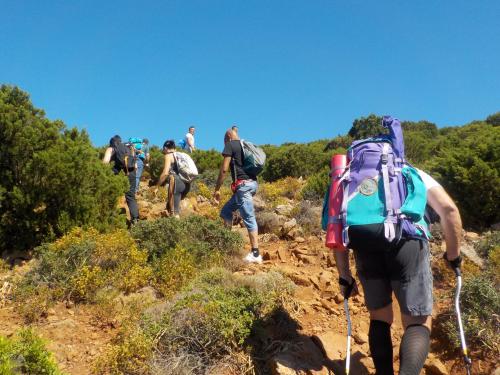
244, 252, 263, 264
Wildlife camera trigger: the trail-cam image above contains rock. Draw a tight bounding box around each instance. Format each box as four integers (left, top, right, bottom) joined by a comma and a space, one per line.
464, 231, 480, 241
288, 226, 305, 240
459, 242, 485, 268
334, 294, 343, 304
313, 331, 346, 360
277, 248, 289, 262
295, 253, 317, 264
270, 337, 327, 375
260, 233, 280, 243
289, 273, 312, 287
253, 196, 266, 212
262, 251, 272, 261
295, 237, 306, 243
492, 367, 500, 375
196, 195, 209, 203
275, 204, 294, 216
256, 212, 287, 234
425, 356, 449, 375
326, 253, 336, 268
353, 332, 368, 345
282, 218, 297, 233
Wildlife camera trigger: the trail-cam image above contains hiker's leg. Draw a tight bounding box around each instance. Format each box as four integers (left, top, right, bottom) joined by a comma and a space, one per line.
237, 181, 259, 250
390, 240, 433, 375
126, 171, 139, 221
399, 316, 431, 375
135, 158, 144, 193
353, 248, 394, 375
173, 177, 186, 215
220, 194, 238, 227
368, 306, 395, 375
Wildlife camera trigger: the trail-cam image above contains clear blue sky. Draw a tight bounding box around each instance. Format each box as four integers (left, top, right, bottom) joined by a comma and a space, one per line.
1, 0, 499, 150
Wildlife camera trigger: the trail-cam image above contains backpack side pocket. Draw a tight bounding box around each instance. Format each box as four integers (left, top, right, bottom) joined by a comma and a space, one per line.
400, 166, 427, 222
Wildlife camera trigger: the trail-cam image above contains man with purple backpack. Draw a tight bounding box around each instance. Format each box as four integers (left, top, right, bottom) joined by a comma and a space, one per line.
327, 116, 463, 375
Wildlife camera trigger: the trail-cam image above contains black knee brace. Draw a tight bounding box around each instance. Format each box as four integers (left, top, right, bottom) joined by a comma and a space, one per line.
369, 320, 394, 375
399, 324, 430, 375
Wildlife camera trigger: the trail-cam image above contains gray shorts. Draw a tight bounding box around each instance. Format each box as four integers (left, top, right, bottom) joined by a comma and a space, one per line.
352, 237, 433, 316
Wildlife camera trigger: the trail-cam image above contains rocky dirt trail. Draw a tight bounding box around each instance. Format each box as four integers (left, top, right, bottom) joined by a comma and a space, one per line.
0, 182, 496, 374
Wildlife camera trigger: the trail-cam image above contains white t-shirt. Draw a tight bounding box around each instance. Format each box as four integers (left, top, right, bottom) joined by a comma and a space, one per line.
184, 133, 195, 151
416, 169, 441, 190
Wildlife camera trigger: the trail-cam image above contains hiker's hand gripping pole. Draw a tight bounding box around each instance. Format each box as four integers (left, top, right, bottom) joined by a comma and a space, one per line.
339, 277, 356, 375
444, 254, 472, 375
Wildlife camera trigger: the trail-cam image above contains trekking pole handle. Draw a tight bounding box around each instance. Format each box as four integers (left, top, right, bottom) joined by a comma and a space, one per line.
339, 277, 356, 299
443, 253, 462, 277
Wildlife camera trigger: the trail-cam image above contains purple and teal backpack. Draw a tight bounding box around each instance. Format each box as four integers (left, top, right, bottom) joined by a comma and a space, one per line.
323, 116, 429, 246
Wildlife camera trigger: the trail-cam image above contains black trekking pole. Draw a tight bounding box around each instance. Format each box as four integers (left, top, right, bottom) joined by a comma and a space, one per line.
453, 266, 472, 375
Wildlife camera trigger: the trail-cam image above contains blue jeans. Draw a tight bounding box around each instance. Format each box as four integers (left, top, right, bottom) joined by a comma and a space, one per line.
220, 180, 258, 232
135, 158, 144, 193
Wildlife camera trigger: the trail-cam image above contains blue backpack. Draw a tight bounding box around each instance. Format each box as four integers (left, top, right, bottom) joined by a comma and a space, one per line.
323, 116, 429, 246
178, 139, 187, 150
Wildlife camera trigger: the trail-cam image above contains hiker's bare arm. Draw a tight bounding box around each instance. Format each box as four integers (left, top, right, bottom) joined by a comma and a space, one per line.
334, 249, 359, 297
214, 156, 231, 192
102, 147, 113, 164
427, 186, 462, 260
157, 154, 172, 187
334, 250, 352, 281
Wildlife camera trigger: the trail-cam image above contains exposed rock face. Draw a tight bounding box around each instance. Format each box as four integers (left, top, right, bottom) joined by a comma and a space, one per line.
425, 355, 449, 375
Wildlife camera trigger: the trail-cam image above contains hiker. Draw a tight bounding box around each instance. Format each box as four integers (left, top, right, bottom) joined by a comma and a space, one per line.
213, 129, 262, 263
329, 117, 463, 375
155, 140, 193, 218
102, 135, 139, 225
182, 126, 196, 153
129, 137, 150, 193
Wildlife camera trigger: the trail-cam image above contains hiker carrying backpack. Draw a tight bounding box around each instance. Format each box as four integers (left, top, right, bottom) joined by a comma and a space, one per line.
324, 116, 465, 375
173, 151, 198, 183
213, 128, 266, 264
102, 135, 139, 224
323, 116, 428, 247
111, 139, 136, 175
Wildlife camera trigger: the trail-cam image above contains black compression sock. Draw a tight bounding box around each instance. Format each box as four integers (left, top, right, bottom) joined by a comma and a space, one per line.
252, 248, 260, 257
399, 324, 430, 375
369, 320, 394, 375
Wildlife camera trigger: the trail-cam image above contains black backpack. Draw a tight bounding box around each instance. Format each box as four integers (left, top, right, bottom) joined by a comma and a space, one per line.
113, 142, 136, 174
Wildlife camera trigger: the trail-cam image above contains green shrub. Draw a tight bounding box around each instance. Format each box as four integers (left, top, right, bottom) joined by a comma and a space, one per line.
438, 274, 499, 354
191, 149, 223, 174
0, 329, 63, 374
15, 228, 152, 321
475, 231, 500, 259
131, 216, 243, 260
0, 85, 127, 253
258, 177, 304, 206
262, 142, 330, 182
301, 167, 329, 201
96, 269, 294, 373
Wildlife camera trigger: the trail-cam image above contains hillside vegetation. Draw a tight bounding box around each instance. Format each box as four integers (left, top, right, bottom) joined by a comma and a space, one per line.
0, 85, 498, 374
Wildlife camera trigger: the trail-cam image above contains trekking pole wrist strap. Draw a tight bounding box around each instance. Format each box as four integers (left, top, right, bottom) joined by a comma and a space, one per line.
339, 277, 355, 299
443, 253, 462, 274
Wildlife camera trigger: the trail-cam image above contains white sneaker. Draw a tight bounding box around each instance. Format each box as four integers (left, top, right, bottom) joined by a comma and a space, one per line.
244, 252, 263, 264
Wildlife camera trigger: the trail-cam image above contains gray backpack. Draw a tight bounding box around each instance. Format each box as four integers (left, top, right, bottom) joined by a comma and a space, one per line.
174, 152, 198, 183
240, 140, 266, 176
